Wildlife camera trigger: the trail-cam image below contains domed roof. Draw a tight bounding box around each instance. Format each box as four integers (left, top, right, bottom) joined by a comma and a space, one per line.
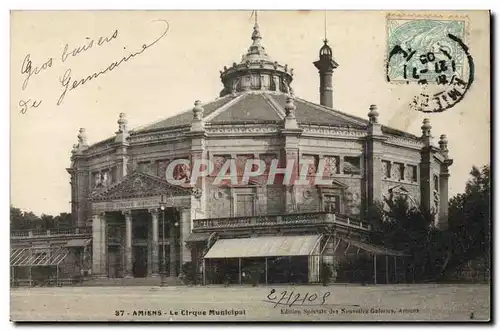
319, 39, 333, 57
218, 20, 293, 97
134, 92, 367, 131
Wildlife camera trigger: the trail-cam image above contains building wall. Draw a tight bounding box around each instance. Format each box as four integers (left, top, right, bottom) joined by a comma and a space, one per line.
69, 125, 447, 225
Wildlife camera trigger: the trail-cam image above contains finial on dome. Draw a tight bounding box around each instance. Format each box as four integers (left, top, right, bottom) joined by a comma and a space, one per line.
368, 104, 379, 124
193, 100, 204, 120
421, 118, 432, 137
251, 10, 262, 44
117, 113, 128, 133
285, 97, 296, 119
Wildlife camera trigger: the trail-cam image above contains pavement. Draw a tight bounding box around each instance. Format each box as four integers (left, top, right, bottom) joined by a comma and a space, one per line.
10, 283, 491, 322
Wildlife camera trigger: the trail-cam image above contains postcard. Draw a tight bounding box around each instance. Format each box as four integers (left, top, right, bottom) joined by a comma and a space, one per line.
10, 10, 490, 322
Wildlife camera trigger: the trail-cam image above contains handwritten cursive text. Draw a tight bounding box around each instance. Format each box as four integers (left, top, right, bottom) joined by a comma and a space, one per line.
20, 54, 53, 91
19, 99, 42, 114
61, 29, 119, 63
57, 20, 169, 106
264, 288, 332, 308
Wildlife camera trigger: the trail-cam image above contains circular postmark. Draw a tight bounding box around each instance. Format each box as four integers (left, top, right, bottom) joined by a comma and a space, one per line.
386, 19, 474, 113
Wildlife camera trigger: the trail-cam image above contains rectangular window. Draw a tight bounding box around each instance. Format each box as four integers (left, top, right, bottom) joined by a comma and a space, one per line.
409, 165, 418, 182
394, 162, 405, 180
235, 194, 255, 217
323, 156, 340, 176
323, 195, 340, 213
343, 156, 361, 175
382, 161, 391, 178
302, 154, 318, 177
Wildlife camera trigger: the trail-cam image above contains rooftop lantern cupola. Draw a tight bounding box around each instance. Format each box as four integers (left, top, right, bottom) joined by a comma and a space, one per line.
219, 12, 294, 97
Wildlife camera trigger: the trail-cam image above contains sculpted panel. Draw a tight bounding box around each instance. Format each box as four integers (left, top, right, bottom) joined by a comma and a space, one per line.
297, 186, 319, 213
266, 185, 284, 215
206, 187, 231, 218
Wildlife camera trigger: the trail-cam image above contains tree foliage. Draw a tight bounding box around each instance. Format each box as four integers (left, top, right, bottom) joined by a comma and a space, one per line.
447, 165, 491, 272
10, 205, 73, 230
371, 164, 490, 281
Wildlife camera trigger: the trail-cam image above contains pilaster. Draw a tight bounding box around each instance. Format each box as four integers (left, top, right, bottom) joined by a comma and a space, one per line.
438, 134, 453, 229
365, 105, 387, 215
281, 97, 302, 213
114, 113, 130, 181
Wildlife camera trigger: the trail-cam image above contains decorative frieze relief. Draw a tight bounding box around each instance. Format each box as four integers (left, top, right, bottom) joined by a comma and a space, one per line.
386, 135, 424, 149
301, 125, 366, 137
129, 131, 190, 143
205, 124, 281, 134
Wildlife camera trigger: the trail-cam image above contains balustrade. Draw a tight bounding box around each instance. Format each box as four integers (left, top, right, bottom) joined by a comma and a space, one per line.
11, 227, 92, 238
192, 212, 371, 231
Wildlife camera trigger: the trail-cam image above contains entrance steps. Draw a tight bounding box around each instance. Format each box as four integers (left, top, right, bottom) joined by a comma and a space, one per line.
83, 276, 185, 287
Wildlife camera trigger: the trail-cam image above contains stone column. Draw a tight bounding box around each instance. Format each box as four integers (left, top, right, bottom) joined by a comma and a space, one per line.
102, 215, 108, 277
179, 208, 192, 265
91, 212, 106, 278
123, 210, 133, 278
169, 211, 177, 277
149, 209, 160, 276
419, 119, 434, 216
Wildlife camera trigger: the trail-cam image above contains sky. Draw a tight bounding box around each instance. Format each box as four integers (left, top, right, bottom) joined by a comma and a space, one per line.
10, 10, 490, 216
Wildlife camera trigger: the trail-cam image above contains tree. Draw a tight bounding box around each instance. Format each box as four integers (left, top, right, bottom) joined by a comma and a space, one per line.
40, 214, 55, 229
447, 165, 491, 273
371, 164, 491, 282
10, 206, 25, 230
10, 206, 73, 231
53, 212, 72, 228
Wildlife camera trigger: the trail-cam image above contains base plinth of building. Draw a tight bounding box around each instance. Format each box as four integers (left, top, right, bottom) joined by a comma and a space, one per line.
92, 274, 108, 279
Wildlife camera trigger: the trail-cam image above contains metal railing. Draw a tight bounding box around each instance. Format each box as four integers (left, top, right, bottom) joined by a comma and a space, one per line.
11, 227, 92, 238
192, 212, 372, 231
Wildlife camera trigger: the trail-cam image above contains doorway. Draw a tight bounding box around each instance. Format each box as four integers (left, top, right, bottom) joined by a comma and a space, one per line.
133, 246, 148, 278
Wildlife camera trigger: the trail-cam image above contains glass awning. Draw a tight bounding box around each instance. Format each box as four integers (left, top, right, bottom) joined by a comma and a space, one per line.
10, 247, 71, 267
339, 237, 409, 257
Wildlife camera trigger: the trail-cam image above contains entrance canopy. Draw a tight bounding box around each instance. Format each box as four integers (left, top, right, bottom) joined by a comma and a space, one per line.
185, 232, 215, 243
204, 235, 322, 259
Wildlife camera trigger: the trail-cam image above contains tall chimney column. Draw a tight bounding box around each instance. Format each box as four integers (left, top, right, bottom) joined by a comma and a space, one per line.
313, 39, 338, 108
